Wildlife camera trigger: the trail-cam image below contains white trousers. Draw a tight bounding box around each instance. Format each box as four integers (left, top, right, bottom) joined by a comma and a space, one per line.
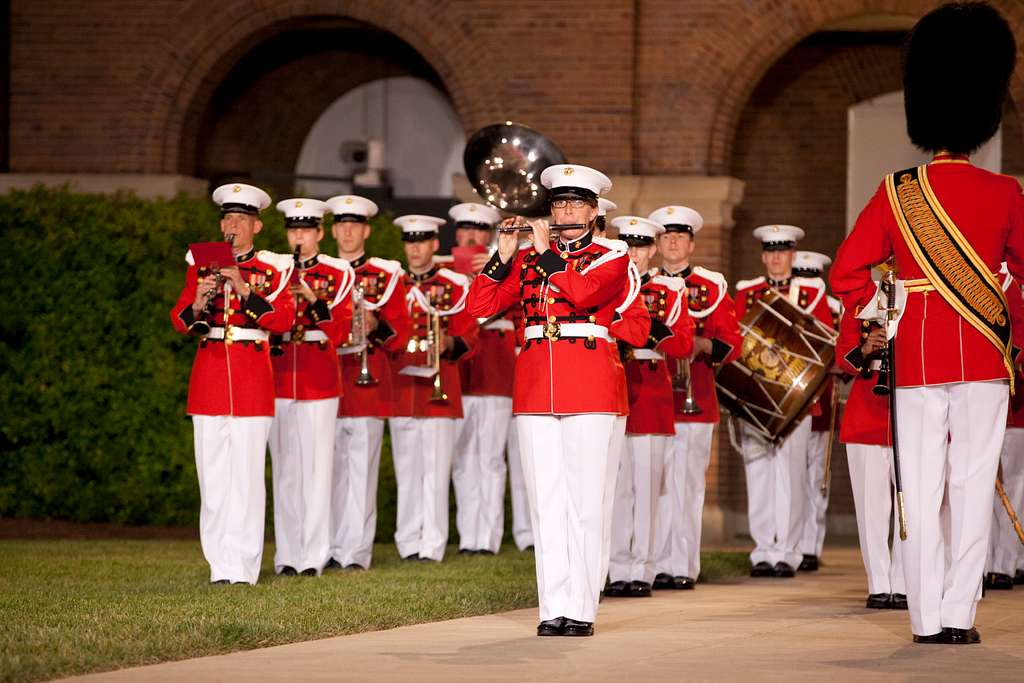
330, 416, 385, 569
988, 427, 1024, 576
896, 381, 1007, 635
656, 422, 715, 579
268, 397, 338, 575
518, 413, 618, 623
453, 396, 513, 552
601, 415, 628, 584
610, 434, 668, 583
193, 414, 272, 584
506, 423, 534, 550
741, 416, 811, 567
800, 430, 831, 558
847, 443, 905, 595
389, 416, 455, 561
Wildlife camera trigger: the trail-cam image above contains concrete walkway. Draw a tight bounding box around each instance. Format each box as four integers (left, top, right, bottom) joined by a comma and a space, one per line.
64, 549, 1024, 682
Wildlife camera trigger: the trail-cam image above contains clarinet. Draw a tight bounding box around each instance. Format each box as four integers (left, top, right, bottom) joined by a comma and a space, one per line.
189, 233, 235, 337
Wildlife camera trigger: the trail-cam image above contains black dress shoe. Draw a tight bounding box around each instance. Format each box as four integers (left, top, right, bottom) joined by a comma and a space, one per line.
280, 566, 298, 576
458, 548, 476, 555
798, 555, 819, 572
523, 545, 534, 552
984, 572, 1014, 590
604, 580, 629, 597
562, 619, 594, 637
750, 561, 774, 577
343, 563, 366, 571
628, 580, 653, 597
300, 568, 317, 577
1015, 569, 1024, 585
477, 549, 496, 556
913, 632, 945, 644
325, 558, 343, 570
537, 617, 566, 636
417, 556, 439, 563
773, 562, 796, 578
944, 627, 981, 644
889, 593, 908, 610
212, 579, 230, 585
652, 573, 674, 590
401, 553, 420, 562
865, 593, 890, 609
673, 576, 696, 590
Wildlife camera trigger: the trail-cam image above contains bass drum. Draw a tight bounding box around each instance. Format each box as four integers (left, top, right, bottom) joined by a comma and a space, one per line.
716, 289, 836, 443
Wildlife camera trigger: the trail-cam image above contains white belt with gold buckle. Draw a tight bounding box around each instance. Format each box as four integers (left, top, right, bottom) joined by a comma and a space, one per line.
282, 330, 328, 343
206, 327, 270, 342
523, 323, 610, 341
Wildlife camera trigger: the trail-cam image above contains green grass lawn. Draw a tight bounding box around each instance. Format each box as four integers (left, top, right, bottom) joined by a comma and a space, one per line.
0, 540, 748, 683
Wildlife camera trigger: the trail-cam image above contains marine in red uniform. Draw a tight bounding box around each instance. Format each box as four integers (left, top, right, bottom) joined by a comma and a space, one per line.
326, 194, 411, 571
170, 183, 296, 585
607, 216, 694, 598
468, 164, 628, 637
446, 202, 514, 556
735, 225, 833, 578
986, 266, 1024, 590
391, 215, 478, 563
268, 198, 354, 577
792, 250, 840, 573
836, 296, 906, 611
648, 205, 742, 590
830, 3, 1024, 644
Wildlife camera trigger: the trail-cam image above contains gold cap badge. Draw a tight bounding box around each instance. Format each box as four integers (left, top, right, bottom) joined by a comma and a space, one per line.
563, 167, 574, 176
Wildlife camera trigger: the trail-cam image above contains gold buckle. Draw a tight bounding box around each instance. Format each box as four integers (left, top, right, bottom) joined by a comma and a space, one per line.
292, 327, 305, 343
544, 321, 561, 340
225, 325, 235, 345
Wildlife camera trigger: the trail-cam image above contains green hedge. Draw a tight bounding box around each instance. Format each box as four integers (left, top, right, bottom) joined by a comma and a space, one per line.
0, 187, 407, 530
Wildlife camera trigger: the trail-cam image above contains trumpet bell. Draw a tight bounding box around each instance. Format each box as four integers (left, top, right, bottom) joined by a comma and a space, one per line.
463, 122, 567, 218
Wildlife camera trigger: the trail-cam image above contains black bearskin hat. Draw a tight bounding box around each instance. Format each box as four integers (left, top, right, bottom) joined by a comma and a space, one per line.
904, 2, 1017, 155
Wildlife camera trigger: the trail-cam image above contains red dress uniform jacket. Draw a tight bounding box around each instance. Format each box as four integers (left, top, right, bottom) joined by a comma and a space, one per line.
812, 296, 844, 433
610, 264, 652, 417
338, 256, 412, 418
393, 267, 478, 418
830, 157, 1024, 387
836, 303, 891, 447
271, 254, 354, 401
468, 232, 631, 415
660, 266, 742, 424
460, 305, 516, 398
171, 248, 296, 417
623, 273, 695, 435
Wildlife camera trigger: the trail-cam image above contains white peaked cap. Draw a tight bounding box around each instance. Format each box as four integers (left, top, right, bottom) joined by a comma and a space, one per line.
598, 198, 618, 217
212, 183, 272, 214
449, 202, 502, 227
648, 205, 704, 234
611, 215, 665, 240
395, 214, 446, 235
540, 164, 613, 198
753, 224, 805, 249
794, 250, 832, 273
325, 194, 379, 221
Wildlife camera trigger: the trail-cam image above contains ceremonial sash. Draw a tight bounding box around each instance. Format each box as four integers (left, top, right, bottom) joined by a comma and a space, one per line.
885, 165, 1014, 389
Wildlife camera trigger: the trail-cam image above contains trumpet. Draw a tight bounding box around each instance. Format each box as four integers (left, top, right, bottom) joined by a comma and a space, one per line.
189, 233, 235, 337
674, 357, 703, 415
429, 311, 448, 403
352, 287, 377, 386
